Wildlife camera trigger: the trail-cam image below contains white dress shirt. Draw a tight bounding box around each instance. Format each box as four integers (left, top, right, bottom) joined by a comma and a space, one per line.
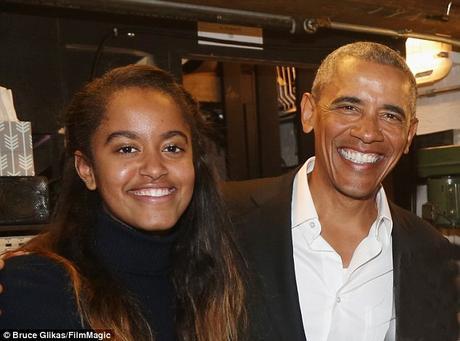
291, 157, 395, 341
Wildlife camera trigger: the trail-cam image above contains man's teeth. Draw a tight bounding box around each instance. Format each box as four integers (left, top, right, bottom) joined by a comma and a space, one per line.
132, 188, 174, 197
339, 148, 381, 164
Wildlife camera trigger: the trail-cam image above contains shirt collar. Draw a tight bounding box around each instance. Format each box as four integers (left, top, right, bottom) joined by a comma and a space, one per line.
291, 157, 393, 240
292, 156, 318, 228
373, 186, 393, 242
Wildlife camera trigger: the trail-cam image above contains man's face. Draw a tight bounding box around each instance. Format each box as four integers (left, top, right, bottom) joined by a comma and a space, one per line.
301, 57, 418, 200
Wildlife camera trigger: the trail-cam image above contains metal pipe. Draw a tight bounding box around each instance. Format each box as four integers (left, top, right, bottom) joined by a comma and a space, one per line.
418, 85, 460, 97
308, 19, 460, 48
115, 0, 293, 23
5, 0, 460, 44
4, 0, 297, 32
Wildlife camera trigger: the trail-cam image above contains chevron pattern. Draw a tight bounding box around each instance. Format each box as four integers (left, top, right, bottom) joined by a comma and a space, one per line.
4, 133, 18, 150
18, 154, 33, 171
15, 121, 30, 133
0, 154, 7, 173
0, 121, 34, 176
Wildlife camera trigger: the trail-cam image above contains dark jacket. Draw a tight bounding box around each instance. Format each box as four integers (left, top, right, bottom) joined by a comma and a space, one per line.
223, 170, 458, 341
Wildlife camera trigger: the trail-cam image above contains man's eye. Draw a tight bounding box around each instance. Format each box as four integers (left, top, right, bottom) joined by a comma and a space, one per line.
382, 112, 403, 122
118, 146, 138, 154
163, 144, 184, 153
336, 105, 358, 113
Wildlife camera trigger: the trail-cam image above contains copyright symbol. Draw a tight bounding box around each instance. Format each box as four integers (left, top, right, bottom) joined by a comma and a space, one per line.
3, 331, 10, 339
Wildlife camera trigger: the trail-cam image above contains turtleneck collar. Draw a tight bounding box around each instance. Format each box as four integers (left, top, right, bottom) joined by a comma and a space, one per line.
90, 210, 179, 276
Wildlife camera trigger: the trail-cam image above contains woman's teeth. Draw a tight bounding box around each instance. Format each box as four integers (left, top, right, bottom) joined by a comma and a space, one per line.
132, 188, 175, 197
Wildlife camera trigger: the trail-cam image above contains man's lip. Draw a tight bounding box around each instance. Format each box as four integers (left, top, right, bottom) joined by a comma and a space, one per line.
337, 147, 383, 165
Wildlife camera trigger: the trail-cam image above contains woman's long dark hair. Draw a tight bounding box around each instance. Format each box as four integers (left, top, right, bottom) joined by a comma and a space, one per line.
13, 65, 247, 340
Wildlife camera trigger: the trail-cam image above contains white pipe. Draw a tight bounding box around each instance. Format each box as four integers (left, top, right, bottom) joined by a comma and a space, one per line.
311, 20, 460, 48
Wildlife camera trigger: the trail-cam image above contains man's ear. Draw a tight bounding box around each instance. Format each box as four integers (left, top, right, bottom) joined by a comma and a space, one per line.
403, 117, 418, 154
74, 151, 97, 190
300, 92, 316, 134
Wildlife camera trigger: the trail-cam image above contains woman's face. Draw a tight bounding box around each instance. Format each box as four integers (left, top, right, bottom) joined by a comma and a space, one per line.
75, 87, 195, 232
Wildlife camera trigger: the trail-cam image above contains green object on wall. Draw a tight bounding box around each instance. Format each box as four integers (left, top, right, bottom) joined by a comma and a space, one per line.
418, 145, 460, 227
417, 145, 460, 178
424, 177, 460, 227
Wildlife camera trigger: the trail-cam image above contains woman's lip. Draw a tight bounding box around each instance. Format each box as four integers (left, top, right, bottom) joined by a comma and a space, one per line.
129, 187, 176, 198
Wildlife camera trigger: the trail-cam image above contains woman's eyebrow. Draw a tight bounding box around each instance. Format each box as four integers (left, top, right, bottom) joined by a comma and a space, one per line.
104, 130, 189, 145
105, 131, 138, 145
161, 130, 189, 143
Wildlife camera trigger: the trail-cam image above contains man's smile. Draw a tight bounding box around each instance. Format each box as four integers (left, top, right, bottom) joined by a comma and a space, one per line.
338, 147, 383, 165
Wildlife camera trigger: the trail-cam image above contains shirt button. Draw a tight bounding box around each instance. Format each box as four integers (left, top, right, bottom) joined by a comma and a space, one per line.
309, 222, 315, 228
336, 296, 341, 303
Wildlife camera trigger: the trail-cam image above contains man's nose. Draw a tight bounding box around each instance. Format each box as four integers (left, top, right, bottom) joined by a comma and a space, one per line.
139, 151, 168, 179
350, 114, 384, 143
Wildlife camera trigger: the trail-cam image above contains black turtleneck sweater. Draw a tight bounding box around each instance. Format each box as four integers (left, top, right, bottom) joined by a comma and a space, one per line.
0, 211, 178, 340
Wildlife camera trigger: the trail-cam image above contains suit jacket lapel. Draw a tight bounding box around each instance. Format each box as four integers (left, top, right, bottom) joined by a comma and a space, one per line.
390, 203, 425, 341
390, 206, 405, 341
248, 171, 307, 341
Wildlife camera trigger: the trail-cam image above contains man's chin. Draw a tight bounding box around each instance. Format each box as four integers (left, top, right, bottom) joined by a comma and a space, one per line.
334, 183, 381, 201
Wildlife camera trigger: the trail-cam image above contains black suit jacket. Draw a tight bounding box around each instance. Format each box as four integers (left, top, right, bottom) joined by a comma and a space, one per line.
223, 170, 458, 341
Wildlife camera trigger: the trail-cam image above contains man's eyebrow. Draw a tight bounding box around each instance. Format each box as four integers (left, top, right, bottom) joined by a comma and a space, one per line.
329, 97, 407, 118
161, 130, 189, 143
105, 131, 138, 145
382, 104, 406, 118
330, 96, 362, 106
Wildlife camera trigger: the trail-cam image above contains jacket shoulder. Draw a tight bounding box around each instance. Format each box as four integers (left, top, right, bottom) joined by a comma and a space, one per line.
221, 172, 295, 217
390, 203, 452, 249
390, 204, 459, 339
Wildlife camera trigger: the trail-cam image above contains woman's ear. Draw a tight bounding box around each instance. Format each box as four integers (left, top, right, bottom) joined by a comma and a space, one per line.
300, 92, 316, 134
74, 151, 97, 190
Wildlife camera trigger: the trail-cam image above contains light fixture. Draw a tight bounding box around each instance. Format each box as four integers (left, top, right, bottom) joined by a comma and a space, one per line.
405, 38, 453, 85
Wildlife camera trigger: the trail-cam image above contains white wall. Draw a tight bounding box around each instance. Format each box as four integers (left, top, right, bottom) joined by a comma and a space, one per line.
416, 52, 460, 135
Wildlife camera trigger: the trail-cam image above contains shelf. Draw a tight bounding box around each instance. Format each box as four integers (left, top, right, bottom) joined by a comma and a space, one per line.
0, 224, 46, 236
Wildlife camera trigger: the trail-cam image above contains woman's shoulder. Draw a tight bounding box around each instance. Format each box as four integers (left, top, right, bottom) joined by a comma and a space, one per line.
3, 252, 68, 274
0, 253, 83, 328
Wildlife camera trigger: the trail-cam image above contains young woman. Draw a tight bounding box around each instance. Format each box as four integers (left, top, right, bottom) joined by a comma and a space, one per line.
0, 65, 247, 341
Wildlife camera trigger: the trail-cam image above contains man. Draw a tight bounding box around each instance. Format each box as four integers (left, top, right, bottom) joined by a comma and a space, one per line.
224, 42, 458, 341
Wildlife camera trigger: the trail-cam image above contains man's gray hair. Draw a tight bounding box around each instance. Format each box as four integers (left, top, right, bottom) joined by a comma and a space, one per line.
311, 41, 417, 116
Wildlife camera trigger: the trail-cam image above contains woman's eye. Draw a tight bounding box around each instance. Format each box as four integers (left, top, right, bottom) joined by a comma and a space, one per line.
118, 146, 138, 154
163, 144, 184, 154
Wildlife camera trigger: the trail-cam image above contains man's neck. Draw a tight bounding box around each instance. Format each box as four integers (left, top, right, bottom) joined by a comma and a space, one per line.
308, 171, 379, 267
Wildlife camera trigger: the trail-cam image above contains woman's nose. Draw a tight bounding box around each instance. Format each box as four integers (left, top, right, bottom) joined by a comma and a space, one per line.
139, 151, 168, 179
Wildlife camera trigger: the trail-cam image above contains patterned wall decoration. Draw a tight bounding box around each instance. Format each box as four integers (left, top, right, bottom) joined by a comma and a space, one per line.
0, 121, 34, 176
